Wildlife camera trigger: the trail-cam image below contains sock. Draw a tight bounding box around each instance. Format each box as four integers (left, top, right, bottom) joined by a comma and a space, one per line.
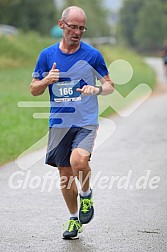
70, 211, 78, 219
80, 187, 91, 197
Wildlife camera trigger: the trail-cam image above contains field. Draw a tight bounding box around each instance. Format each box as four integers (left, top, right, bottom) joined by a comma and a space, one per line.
0, 32, 156, 165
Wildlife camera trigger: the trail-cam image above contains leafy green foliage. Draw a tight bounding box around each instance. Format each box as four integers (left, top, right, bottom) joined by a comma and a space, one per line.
0, 0, 59, 35
119, 0, 167, 50
135, 0, 167, 50
0, 0, 111, 37
119, 0, 145, 47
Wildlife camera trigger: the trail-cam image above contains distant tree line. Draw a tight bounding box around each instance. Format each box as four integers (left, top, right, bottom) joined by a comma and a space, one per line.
0, 0, 58, 34
118, 0, 167, 51
0, 0, 111, 37
1, 0, 165, 51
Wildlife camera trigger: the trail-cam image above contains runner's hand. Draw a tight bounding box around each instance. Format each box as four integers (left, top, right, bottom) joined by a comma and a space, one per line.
45, 62, 59, 84
76, 85, 99, 96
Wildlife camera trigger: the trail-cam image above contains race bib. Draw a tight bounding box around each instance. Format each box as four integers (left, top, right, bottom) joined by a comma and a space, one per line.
52, 80, 81, 102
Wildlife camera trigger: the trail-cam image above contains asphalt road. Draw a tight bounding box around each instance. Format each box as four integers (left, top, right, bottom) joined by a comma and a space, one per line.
0, 58, 167, 252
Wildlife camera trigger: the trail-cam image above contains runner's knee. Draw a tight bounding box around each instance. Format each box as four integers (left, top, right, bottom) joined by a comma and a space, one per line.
70, 158, 89, 175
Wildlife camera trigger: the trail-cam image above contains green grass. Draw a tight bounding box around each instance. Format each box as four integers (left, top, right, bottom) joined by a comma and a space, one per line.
0, 33, 156, 165
0, 32, 56, 165
0, 66, 49, 164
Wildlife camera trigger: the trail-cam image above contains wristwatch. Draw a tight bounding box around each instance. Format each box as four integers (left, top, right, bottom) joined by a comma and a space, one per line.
95, 86, 103, 95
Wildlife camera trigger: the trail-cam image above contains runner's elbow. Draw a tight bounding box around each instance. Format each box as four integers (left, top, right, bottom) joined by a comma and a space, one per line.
30, 85, 43, 96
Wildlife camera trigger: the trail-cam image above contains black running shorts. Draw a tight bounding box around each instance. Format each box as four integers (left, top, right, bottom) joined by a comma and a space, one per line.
45, 126, 98, 167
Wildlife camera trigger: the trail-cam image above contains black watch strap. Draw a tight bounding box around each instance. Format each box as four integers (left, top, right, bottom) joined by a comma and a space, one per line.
95, 86, 103, 95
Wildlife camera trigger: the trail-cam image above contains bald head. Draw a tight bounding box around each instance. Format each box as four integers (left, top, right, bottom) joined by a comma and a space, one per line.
61, 6, 87, 22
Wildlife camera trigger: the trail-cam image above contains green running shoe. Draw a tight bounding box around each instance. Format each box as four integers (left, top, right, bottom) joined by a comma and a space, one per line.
79, 189, 94, 224
63, 217, 83, 240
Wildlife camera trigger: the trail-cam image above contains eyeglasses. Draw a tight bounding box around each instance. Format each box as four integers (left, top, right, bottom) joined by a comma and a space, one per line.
63, 20, 87, 32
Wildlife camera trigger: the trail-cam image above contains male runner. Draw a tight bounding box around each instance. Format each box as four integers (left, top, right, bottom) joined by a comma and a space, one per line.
30, 6, 114, 239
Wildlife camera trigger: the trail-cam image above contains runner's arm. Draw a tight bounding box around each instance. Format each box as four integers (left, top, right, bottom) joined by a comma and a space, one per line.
76, 75, 114, 96
30, 62, 59, 96
30, 78, 50, 96
98, 74, 114, 95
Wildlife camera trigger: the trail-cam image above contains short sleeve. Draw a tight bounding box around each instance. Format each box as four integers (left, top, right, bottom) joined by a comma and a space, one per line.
32, 50, 48, 80
94, 51, 109, 80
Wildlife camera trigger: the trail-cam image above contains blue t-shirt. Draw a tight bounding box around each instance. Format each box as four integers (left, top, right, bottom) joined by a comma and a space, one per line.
33, 41, 108, 128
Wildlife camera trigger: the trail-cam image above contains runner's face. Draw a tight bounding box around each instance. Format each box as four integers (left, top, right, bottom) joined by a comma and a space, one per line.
62, 16, 86, 46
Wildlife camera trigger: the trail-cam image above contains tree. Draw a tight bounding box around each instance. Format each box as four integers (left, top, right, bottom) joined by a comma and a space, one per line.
0, 0, 20, 24
119, 0, 145, 47
135, 0, 167, 50
0, 0, 59, 35
118, 0, 167, 50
